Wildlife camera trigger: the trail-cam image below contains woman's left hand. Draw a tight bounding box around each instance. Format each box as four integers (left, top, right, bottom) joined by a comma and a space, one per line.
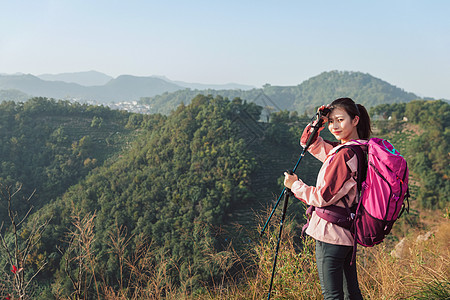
284, 172, 298, 189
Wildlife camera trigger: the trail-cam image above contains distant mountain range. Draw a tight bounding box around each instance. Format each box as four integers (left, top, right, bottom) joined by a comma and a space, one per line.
1, 70, 443, 112
37, 70, 114, 86
0, 71, 255, 103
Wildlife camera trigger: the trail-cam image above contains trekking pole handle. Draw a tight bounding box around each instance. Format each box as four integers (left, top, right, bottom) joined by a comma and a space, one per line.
303, 110, 327, 150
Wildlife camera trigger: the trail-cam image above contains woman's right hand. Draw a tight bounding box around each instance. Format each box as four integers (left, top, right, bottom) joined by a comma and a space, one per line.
316, 104, 330, 124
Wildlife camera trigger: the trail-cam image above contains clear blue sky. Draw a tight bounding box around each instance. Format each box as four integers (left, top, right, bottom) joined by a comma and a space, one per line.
1, 0, 449, 99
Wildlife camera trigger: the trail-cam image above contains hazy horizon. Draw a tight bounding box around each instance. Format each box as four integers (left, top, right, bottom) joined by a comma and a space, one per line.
1, 1, 449, 99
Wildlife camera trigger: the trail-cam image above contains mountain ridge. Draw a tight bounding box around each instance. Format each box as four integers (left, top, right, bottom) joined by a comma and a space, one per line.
38, 70, 113, 86
0, 71, 255, 103
0, 73, 184, 103
1, 70, 444, 111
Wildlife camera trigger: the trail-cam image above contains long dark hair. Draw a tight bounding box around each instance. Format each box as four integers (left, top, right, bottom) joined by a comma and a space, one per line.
329, 97, 372, 139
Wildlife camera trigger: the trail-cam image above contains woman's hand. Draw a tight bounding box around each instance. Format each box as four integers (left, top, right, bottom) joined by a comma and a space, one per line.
284, 172, 298, 189
317, 104, 330, 124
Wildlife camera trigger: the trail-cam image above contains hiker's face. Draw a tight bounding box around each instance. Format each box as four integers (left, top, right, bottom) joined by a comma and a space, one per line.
328, 107, 359, 143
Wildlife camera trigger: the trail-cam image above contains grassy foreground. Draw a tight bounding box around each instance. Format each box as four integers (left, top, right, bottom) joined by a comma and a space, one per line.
88, 207, 449, 300
4, 205, 444, 299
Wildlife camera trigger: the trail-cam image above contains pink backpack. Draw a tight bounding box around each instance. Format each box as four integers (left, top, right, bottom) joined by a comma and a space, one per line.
350, 138, 409, 247
307, 138, 409, 260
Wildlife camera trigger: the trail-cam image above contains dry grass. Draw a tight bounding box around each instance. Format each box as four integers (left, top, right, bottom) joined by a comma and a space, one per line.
358, 220, 449, 299
200, 211, 450, 300
43, 207, 450, 299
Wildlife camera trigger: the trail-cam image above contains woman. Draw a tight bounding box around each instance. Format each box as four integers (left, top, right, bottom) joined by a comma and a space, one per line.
284, 97, 371, 300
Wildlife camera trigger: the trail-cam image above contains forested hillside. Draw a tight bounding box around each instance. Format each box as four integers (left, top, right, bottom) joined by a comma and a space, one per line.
0, 96, 448, 299
0, 89, 29, 103
0, 96, 305, 297
370, 100, 449, 209
140, 71, 421, 115
0, 98, 137, 221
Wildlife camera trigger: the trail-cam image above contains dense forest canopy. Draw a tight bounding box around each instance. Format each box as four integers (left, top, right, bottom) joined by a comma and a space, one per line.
1, 96, 273, 296
0, 96, 448, 298
0, 97, 136, 221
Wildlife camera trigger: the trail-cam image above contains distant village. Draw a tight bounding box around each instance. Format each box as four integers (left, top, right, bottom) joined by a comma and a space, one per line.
106, 100, 153, 114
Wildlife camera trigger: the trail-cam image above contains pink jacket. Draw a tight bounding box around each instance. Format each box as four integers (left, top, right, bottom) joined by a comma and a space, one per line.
290, 123, 365, 246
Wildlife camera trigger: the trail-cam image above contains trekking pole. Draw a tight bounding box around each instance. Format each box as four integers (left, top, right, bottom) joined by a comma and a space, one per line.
260, 108, 329, 237
266, 176, 293, 300
262, 108, 330, 299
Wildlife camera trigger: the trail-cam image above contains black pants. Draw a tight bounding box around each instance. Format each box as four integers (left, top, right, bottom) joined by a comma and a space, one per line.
315, 240, 363, 300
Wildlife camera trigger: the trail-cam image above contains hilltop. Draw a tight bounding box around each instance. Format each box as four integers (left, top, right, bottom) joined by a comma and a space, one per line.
140, 71, 423, 115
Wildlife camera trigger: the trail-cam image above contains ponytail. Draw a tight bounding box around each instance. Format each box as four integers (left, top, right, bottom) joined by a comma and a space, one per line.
355, 104, 371, 139
329, 98, 372, 139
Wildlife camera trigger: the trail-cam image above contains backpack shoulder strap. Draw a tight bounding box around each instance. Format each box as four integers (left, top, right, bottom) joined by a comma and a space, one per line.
338, 144, 367, 192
